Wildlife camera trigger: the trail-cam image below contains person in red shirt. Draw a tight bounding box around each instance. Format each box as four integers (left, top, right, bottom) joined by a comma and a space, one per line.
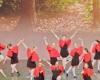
0, 43, 7, 78
22, 41, 40, 80
5, 39, 24, 77
44, 37, 60, 65
50, 29, 79, 70
46, 61, 64, 80
79, 48, 93, 69
33, 61, 45, 80
82, 63, 94, 80
91, 40, 100, 73
66, 38, 83, 78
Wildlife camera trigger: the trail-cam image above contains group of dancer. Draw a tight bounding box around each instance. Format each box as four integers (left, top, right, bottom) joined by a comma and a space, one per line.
0, 30, 100, 80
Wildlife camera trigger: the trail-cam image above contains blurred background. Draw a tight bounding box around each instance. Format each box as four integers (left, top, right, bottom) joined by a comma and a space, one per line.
0, 0, 100, 59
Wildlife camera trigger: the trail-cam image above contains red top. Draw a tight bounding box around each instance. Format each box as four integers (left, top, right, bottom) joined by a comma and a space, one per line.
27, 48, 39, 62
59, 39, 71, 48
33, 66, 45, 77
83, 52, 91, 63
7, 45, 18, 58
92, 43, 100, 53
0, 43, 6, 51
70, 46, 83, 57
47, 45, 60, 58
83, 68, 93, 76
51, 65, 64, 75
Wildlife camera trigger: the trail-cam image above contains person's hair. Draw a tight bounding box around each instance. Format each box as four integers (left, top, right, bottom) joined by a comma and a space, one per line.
96, 40, 100, 43
84, 48, 88, 52
7, 43, 12, 48
62, 34, 67, 37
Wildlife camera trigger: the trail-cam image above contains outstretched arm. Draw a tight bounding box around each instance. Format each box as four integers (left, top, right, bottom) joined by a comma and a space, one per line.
44, 37, 49, 45
46, 60, 51, 66
3, 56, 10, 64
50, 30, 60, 40
70, 29, 80, 39
17, 39, 24, 46
22, 42, 28, 49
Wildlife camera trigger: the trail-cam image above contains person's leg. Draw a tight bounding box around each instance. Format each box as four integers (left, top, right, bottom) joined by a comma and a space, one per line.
13, 64, 20, 76
11, 64, 15, 76
0, 69, 7, 78
62, 58, 67, 70
72, 66, 76, 78
30, 69, 35, 80
57, 75, 61, 80
92, 60, 96, 66
98, 60, 100, 73
66, 66, 72, 77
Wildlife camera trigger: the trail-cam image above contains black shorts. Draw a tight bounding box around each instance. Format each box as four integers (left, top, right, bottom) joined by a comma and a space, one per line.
50, 57, 57, 65
39, 73, 44, 80
60, 45, 69, 58
94, 51, 100, 60
27, 59, 36, 69
34, 77, 39, 80
71, 56, 79, 66
11, 53, 18, 64
83, 75, 91, 80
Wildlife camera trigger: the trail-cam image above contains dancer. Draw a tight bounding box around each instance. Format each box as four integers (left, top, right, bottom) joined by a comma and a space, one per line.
5, 39, 24, 77
22, 41, 39, 80
44, 37, 60, 65
66, 38, 84, 78
0, 43, 7, 78
79, 48, 93, 69
46, 61, 64, 80
33, 61, 45, 80
92, 40, 100, 73
82, 63, 94, 80
50, 29, 79, 70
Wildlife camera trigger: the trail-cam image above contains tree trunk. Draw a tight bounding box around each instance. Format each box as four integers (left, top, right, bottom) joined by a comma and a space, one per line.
93, 0, 100, 27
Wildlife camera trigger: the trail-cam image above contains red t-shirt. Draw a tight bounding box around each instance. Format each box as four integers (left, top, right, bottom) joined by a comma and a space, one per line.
0, 43, 6, 51
83, 68, 93, 76
47, 45, 60, 58
92, 43, 100, 53
59, 39, 71, 48
70, 46, 83, 57
83, 52, 91, 63
27, 48, 39, 62
33, 66, 45, 77
7, 45, 18, 58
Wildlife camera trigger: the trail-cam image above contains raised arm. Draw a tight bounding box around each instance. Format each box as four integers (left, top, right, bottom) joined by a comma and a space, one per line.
50, 30, 60, 40
22, 42, 28, 49
70, 29, 80, 39
17, 39, 24, 46
44, 37, 49, 46
79, 38, 84, 46
90, 41, 95, 53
